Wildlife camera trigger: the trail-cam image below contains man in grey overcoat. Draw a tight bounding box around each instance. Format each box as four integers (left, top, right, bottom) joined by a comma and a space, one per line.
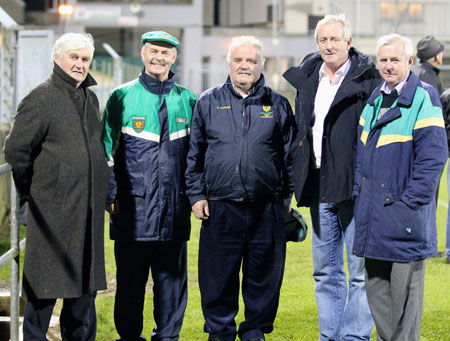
4, 32, 109, 340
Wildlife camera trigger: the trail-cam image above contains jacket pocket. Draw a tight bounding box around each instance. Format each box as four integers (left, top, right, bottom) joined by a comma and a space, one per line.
53, 162, 71, 204
119, 161, 146, 198
382, 198, 426, 242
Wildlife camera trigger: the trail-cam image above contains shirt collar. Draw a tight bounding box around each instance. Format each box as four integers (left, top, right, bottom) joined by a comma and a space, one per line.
380, 77, 407, 96
318, 58, 352, 82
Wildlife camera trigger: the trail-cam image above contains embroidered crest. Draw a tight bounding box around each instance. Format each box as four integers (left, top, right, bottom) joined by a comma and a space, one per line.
175, 117, 187, 124
260, 105, 273, 118
132, 116, 145, 133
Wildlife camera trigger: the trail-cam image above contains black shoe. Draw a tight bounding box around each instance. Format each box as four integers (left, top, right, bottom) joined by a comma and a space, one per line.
446, 256, 450, 264
247, 338, 264, 341
436, 251, 446, 258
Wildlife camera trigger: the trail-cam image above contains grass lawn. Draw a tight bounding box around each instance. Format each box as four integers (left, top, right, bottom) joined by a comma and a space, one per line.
1, 170, 449, 340
95, 165, 450, 340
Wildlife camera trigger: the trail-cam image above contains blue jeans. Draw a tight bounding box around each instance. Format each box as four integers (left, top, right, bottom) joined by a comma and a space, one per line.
310, 199, 373, 340
446, 162, 450, 257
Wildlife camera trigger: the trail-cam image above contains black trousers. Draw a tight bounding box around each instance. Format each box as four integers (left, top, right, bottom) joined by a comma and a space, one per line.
22, 292, 97, 341
198, 199, 286, 341
114, 241, 187, 341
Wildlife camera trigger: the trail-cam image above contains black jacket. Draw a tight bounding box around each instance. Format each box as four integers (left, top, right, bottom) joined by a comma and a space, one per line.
185, 75, 295, 204
283, 47, 381, 206
412, 61, 444, 95
440, 88, 450, 153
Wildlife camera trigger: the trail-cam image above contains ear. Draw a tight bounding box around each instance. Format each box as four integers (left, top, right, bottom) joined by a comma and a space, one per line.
140, 46, 146, 62
408, 55, 414, 66
171, 50, 178, 65
347, 37, 352, 49
54, 54, 61, 67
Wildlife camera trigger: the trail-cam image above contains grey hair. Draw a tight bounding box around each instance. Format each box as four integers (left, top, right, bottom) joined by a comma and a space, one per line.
52, 32, 95, 62
314, 13, 352, 42
376, 34, 414, 60
226, 35, 265, 67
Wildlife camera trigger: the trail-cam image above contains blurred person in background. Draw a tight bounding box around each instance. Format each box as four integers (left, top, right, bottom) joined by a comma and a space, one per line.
412, 35, 445, 95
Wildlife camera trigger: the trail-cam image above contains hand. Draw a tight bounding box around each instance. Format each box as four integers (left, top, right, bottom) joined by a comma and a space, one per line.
105, 203, 119, 214
192, 200, 209, 220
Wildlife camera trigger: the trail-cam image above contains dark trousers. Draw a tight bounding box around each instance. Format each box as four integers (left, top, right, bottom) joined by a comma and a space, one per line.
114, 241, 187, 341
365, 258, 425, 341
23, 292, 97, 341
198, 199, 286, 341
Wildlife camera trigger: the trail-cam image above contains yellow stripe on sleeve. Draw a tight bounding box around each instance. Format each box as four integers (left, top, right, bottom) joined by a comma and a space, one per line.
359, 116, 365, 126
360, 131, 368, 146
413, 117, 445, 130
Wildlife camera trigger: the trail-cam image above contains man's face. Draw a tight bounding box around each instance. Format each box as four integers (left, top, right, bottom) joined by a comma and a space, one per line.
316, 21, 351, 70
141, 41, 177, 81
436, 51, 444, 66
229, 44, 262, 95
378, 40, 413, 89
54, 46, 92, 88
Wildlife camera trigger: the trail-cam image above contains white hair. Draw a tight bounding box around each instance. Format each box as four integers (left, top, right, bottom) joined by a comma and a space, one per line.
52, 32, 95, 62
226, 35, 265, 66
376, 34, 414, 60
314, 13, 352, 42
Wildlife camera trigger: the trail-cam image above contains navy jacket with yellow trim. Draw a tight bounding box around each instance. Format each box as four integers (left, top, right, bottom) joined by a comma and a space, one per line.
101, 71, 197, 241
185, 75, 295, 204
353, 72, 448, 262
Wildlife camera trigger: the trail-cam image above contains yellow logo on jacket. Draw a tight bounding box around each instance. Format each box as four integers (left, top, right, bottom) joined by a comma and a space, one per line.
132, 116, 146, 133
260, 106, 273, 118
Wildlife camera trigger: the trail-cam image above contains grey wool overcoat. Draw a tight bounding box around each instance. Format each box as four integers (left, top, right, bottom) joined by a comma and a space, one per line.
4, 63, 109, 299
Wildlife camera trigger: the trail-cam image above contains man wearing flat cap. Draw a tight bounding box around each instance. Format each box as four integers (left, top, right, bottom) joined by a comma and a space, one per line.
102, 30, 196, 340
412, 35, 445, 95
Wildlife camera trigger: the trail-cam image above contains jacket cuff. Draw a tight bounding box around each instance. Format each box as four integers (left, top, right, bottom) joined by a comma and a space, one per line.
400, 195, 418, 209
106, 166, 117, 204
189, 195, 207, 206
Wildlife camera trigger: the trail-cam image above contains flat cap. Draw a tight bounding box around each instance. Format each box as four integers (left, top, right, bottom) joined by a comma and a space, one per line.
141, 31, 179, 48
416, 36, 444, 60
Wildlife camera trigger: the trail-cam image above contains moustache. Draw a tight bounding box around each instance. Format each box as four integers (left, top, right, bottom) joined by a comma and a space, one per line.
237, 69, 251, 75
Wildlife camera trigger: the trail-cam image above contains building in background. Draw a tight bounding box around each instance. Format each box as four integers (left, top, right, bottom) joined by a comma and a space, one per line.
10, 0, 450, 106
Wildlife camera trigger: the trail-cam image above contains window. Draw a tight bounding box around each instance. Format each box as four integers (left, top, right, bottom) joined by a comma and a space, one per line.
379, 2, 423, 22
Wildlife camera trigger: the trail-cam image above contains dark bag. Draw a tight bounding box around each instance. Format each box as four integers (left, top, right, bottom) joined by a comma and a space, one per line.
285, 208, 308, 242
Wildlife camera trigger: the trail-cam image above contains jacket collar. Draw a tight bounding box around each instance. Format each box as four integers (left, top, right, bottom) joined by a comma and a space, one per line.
225, 74, 266, 99
139, 68, 175, 96
368, 71, 419, 107
283, 47, 375, 91
52, 62, 97, 89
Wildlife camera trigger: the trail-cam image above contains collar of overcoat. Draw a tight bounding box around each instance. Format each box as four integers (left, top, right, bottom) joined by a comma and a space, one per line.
52, 62, 97, 89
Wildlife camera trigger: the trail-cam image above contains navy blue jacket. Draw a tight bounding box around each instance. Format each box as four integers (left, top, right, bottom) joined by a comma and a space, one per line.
185, 75, 295, 204
283, 48, 381, 206
353, 73, 448, 262
102, 71, 196, 241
